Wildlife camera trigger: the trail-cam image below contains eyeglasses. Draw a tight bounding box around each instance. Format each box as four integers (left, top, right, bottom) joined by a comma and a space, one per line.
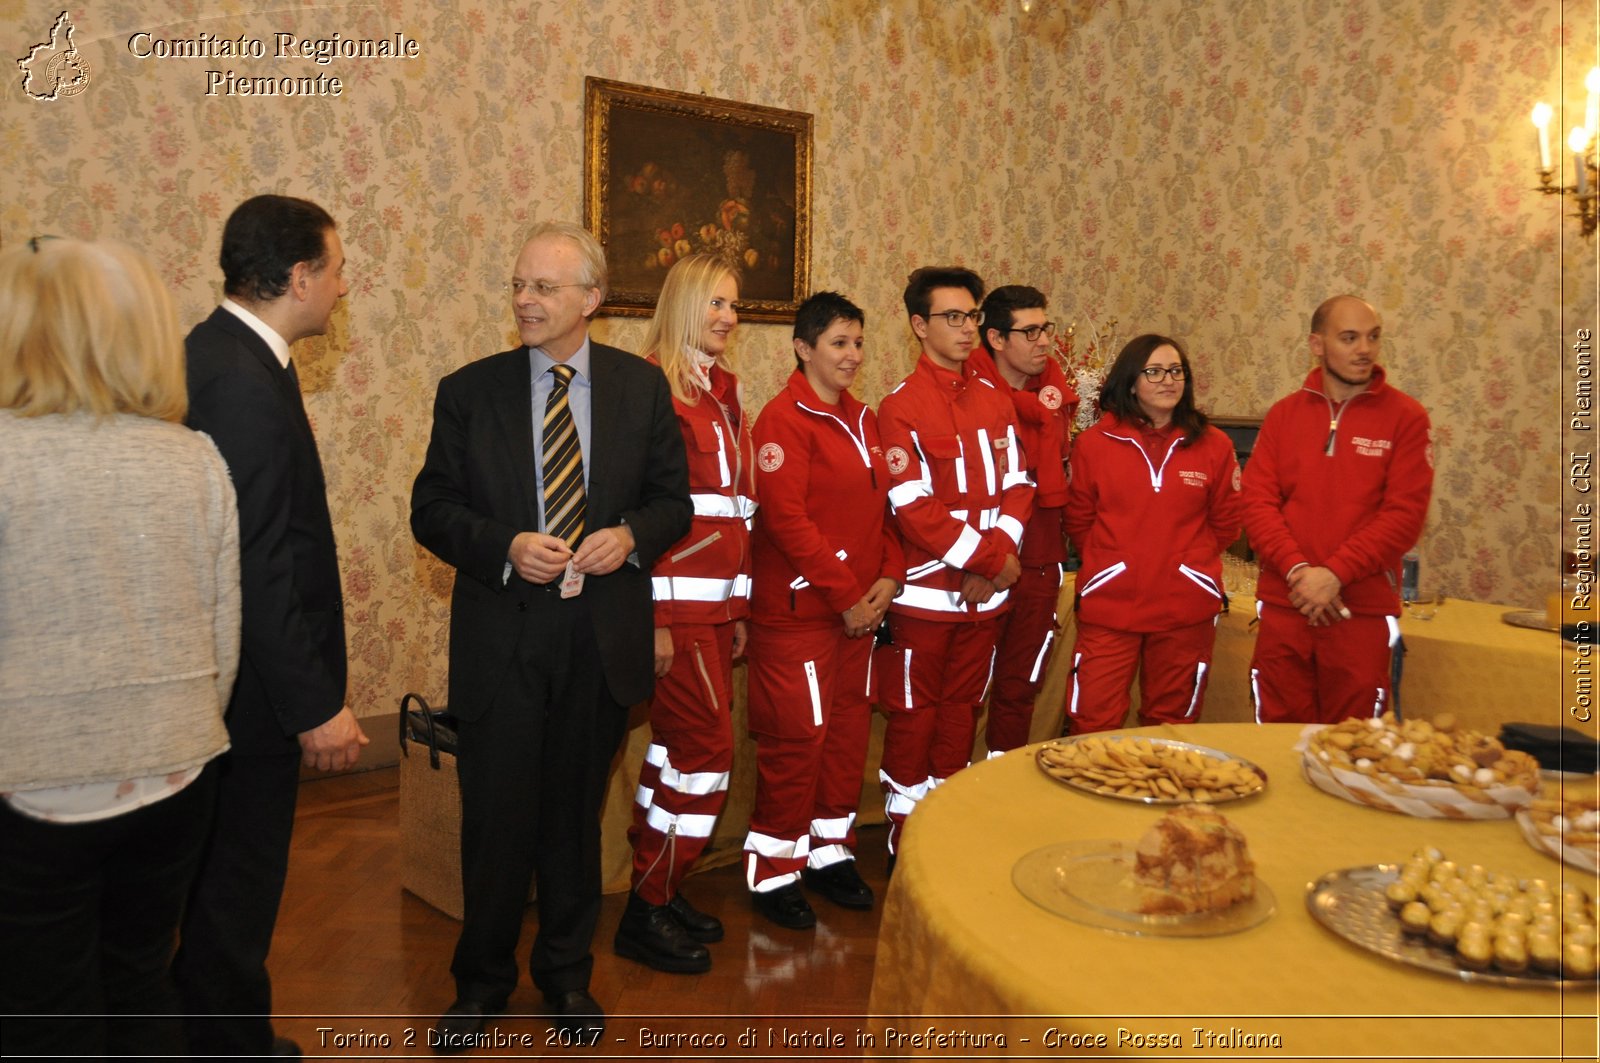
28, 235, 60, 253
927, 309, 985, 328
508, 279, 586, 299
1004, 321, 1056, 342
1139, 365, 1187, 381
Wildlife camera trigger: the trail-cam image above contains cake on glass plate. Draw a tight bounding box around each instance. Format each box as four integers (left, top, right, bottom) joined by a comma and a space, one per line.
1133, 805, 1256, 915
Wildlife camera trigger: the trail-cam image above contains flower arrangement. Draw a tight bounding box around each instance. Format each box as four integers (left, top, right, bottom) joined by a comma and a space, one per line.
1050, 317, 1119, 433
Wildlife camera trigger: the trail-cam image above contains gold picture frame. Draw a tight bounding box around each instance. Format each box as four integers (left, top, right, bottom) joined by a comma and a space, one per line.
583, 77, 812, 323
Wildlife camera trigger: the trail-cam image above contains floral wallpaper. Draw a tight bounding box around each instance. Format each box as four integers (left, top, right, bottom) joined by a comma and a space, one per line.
3, 0, 1589, 719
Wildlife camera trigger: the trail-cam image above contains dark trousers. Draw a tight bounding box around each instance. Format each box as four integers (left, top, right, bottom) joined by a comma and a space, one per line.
0, 767, 217, 1059
451, 592, 631, 1006
173, 750, 302, 1058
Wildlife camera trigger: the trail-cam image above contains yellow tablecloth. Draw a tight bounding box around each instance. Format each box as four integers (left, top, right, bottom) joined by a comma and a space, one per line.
866, 723, 1598, 1060
595, 581, 1585, 895
1030, 581, 1574, 735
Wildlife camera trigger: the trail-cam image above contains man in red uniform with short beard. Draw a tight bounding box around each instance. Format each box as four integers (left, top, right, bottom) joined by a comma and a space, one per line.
1243, 295, 1433, 723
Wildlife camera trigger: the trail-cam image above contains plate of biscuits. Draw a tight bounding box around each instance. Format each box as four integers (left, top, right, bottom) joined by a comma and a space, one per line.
1299, 713, 1540, 819
1035, 734, 1267, 804
1517, 788, 1600, 872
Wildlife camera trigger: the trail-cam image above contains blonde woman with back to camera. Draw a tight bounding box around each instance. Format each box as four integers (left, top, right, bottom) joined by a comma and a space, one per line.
0, 237, 240, 1057
614, 253, 756, 974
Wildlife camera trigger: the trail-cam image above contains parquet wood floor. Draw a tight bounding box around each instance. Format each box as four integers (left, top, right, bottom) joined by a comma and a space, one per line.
268, 768, 891, 1058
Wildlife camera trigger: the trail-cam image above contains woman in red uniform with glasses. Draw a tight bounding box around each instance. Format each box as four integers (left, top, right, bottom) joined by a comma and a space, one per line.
1063, 334, 1242, 733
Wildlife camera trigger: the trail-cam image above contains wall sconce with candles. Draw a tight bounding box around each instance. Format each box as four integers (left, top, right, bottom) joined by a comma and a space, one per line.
1532, 67, 1600, 237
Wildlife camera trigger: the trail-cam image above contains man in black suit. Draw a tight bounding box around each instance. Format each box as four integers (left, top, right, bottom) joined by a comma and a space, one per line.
412, 222, 690, 1051
177, 194, 369, 1059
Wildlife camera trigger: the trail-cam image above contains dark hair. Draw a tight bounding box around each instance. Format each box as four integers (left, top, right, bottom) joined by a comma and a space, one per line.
902, 266, 983, 321
792, 290, 865, 370
1099, 333, 1210, 444
979, 284, 1048, 355
220, 195, 336, 302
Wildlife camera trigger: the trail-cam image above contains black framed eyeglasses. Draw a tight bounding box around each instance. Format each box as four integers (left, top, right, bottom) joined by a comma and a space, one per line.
1004, 321, 1056, 342
28, 235, 60, 253
928, 308, 984, 328
1139, 365, 1186, 381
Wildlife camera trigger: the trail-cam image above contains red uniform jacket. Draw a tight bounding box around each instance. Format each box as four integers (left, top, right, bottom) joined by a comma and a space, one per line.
1066, 413, 1242, 632
1242, 366, 1433, 617
878, 354, 1035, 622
749, 371, 904, 627
968, 347, 1078, 565
648, 359, 756, 627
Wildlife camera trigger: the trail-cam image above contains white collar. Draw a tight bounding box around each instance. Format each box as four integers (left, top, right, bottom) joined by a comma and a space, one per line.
220, 299, 292, 369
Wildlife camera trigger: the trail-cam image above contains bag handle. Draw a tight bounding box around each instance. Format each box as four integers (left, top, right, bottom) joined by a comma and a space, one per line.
399, 691, 443, 770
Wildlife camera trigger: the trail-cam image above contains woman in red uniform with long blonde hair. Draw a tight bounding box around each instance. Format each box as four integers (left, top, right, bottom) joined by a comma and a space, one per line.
614, 254, 754, 973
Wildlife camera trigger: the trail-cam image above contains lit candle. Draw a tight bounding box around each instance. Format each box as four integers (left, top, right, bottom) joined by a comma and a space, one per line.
1587, 69, 1600, 149
1532, 102, 1553, 171
1572, 127, 1592, 194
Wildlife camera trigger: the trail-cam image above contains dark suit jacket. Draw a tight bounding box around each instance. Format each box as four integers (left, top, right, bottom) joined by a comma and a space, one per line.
410, 342, 690, 718
185, 307, 347, 755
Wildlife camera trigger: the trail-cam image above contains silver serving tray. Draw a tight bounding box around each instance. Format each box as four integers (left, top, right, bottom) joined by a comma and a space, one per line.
1304, 864, 1593, 988
1036, 734, 1267, 805
1502, 608, 1560, 634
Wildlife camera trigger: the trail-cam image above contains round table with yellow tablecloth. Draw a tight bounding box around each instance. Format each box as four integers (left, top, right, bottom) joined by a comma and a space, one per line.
866, 722, 1599, 1061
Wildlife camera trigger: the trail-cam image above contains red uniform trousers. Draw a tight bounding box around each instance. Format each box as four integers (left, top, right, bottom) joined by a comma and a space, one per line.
1250, 602, 1398, 724
1066, 617, 1218, 734
984, 562, 1063, 753
741, 622, 872, 893
877, 613, 1000, 855
628, 621, 735, 905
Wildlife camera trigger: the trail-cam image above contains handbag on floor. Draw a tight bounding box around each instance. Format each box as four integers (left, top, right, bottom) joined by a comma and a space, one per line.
397, 692, 465, 919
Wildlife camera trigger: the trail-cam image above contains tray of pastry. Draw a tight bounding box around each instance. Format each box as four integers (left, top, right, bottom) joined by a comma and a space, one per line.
1517, 790, 1600, 872
1036, 734, 1266, 804
1305, 860, 1597, 988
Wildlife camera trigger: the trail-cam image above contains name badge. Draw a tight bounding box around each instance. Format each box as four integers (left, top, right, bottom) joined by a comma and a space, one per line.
560, 560, 585, 599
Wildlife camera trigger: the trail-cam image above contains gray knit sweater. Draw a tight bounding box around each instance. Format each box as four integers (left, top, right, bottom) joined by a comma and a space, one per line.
0, 411, 238, 791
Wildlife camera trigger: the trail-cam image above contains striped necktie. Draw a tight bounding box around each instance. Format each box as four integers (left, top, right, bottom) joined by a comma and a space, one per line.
542, 364, 586, 549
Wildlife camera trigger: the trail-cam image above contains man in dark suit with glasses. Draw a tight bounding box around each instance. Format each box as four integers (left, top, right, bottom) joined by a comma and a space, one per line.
412, 222, 689, 1051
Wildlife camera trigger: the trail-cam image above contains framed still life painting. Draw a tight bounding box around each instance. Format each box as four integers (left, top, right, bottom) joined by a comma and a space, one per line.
583, 76, 813, 322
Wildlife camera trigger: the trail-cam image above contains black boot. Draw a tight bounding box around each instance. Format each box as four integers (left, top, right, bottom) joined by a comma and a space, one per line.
613, 892, 711, 973
751, 883, 816, 929
802, 859, 875, 910
665, 891, 724, 943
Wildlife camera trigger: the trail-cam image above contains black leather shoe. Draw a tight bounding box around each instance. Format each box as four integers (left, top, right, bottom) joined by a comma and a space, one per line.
803, 859, 875, 910
614, 892, 712, 973
546, 989, 605, 1040
665, 891, 724, 943
432, 999, 500, 1055
271, 1036, 303, 1058
751, 883, 816, 929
